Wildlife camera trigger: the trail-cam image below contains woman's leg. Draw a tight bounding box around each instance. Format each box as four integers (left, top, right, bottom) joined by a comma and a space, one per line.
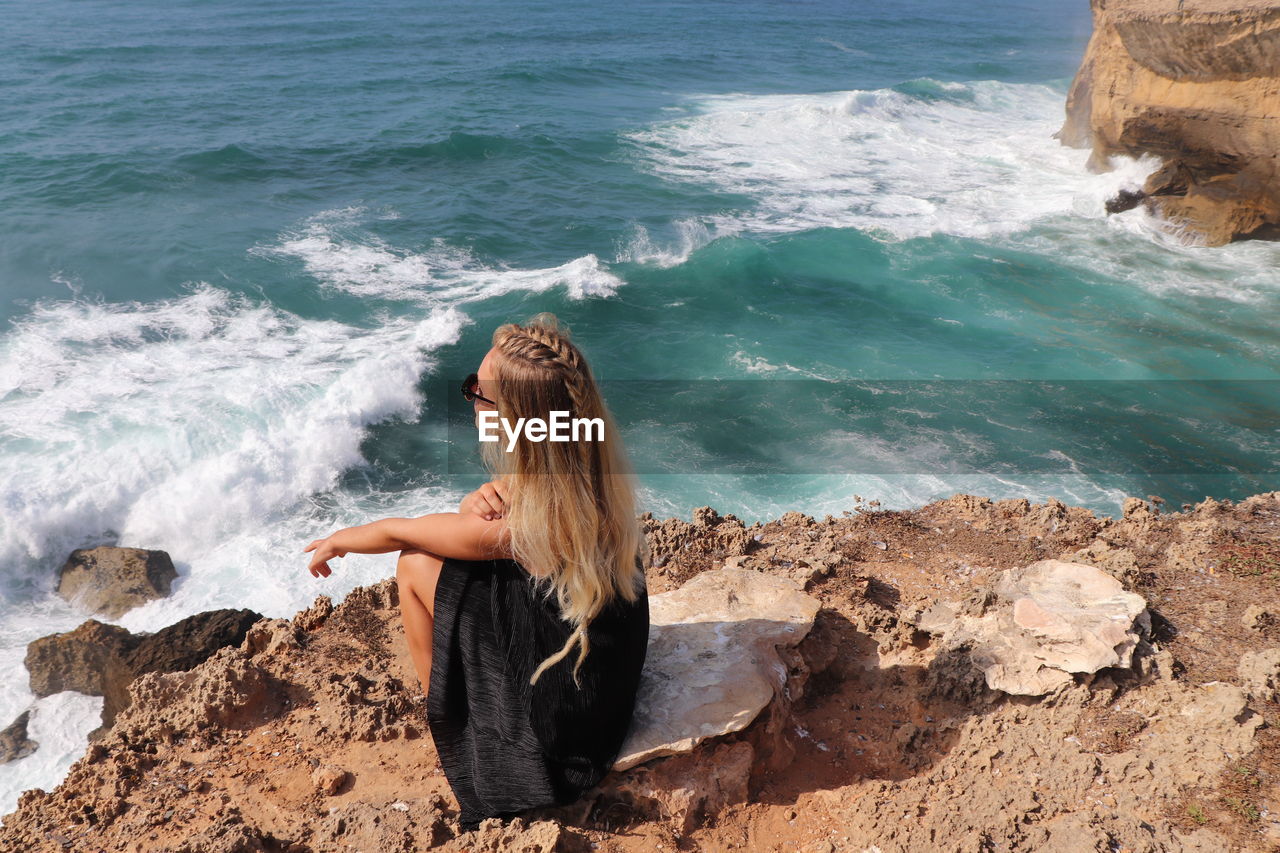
395, 548, 444, 697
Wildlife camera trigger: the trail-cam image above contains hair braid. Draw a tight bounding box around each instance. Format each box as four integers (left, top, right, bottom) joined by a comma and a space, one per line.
505, 318, 593, 418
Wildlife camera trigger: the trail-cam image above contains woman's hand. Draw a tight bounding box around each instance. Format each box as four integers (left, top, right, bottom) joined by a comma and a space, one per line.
303, 536, 348, 578
458, 480, 508, 521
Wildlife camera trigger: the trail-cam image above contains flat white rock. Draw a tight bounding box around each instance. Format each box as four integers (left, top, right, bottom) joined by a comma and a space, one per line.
612, 568, 821, 771
917, 559, 1151, 696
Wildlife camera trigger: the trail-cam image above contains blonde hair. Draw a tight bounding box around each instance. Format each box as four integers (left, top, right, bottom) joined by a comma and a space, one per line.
480, 313, 648, 687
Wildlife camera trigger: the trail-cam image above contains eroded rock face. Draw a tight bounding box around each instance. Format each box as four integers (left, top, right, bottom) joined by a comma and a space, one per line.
56, 545, 178, 618
25, 619, 137, 699
915, 559, 1151, 696
1238, 647, 1280, 703
23, 609, 262, 741
117, 644, 285, 745
4, 493, 1277, 850
443, 816, 564, 853
1059, 0, 1280, 245
640, 507, 753, 579
614, 567, 822, 770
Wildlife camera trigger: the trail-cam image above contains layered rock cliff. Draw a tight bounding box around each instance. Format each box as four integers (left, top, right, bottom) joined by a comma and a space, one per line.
1059, 0, 1280, 245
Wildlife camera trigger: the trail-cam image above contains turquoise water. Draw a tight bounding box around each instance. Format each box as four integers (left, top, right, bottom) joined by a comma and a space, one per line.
2, 0, 1279, 812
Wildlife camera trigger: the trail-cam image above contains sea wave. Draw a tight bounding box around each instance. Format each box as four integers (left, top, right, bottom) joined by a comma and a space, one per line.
253, 206, 625, 303
622, 78, 1161, 243
0, 284, 463, 582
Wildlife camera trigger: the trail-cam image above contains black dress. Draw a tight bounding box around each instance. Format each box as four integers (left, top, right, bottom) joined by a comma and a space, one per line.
427, 555, 649, 830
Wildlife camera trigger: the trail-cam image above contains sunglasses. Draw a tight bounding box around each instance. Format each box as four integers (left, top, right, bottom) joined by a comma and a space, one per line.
461, 373, 497, 407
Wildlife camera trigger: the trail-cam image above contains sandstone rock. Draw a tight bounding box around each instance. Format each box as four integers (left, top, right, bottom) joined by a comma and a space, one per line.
1163, 539, 1211, 573
114, 645, 284, 744
293, 594, 334, 632
241, 617, 303, 658
25, 619, 136, 699
915, 559, 1151, 696
994, 497, 1031, 517
1134, 645, 1179, 683
24, 609, 262, 741
1059, 0, 1280, 245
1065, 539, 1141, 588
613, 567, 821, 770
1238, 647, 1280, 702
596, 740, 755, 836
7, 493, 1278, 852
1242, 603, 1279, 633
56, 545, 177, 618
1122, 497, 1153, 520
445, 816, 564, 853
0, 710, 38, 765
640, 507, 752, 573
312, 764, 348, 795
1143, 681, 1264, 789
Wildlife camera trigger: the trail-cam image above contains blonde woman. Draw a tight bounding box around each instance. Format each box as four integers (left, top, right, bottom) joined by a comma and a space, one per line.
303, 313, 650, 830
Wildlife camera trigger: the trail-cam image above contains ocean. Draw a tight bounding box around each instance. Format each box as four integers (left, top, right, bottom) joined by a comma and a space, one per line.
2, 0, 1278, 814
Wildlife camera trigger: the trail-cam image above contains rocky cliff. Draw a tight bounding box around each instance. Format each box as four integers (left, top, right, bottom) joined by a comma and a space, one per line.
1059, 0, 1280, 245
3, 491, 1280, 851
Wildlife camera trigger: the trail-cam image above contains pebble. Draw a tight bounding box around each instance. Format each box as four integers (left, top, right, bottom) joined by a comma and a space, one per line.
312, 764, 348, 796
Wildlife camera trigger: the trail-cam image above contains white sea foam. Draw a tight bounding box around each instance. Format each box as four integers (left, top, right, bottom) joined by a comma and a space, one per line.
624, 80, 1160, 242
0, 688, 103, 827
255, 208, 625, 302
615, 219, 727, 268
1018, 210, 1280, 305
729, 349, 829, 378
0, 284, 464, 576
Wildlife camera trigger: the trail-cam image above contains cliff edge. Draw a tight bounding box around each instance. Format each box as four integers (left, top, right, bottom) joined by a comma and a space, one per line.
3, 491, 1280, 851
1059, 0, 1280, 245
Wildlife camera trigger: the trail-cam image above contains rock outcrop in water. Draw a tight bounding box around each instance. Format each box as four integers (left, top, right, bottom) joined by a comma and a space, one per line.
19, 609, 262, 745
0, 713, 37, 765
1059, 0, 1280, 245
3, 491, 1280, 851
57, 545, 178, 619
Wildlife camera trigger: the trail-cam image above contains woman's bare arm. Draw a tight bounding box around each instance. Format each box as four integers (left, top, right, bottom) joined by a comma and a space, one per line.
304, 513, 511, 577
380, 512, 511, 560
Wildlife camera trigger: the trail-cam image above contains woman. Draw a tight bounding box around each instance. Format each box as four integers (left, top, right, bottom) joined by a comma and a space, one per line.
302, 313, 650, 831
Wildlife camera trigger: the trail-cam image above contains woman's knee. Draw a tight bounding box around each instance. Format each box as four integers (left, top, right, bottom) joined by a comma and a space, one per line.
396, 548, 443, 579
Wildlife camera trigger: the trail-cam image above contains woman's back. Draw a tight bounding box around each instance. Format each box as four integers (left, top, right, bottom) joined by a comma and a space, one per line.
427, 555, 649, 828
